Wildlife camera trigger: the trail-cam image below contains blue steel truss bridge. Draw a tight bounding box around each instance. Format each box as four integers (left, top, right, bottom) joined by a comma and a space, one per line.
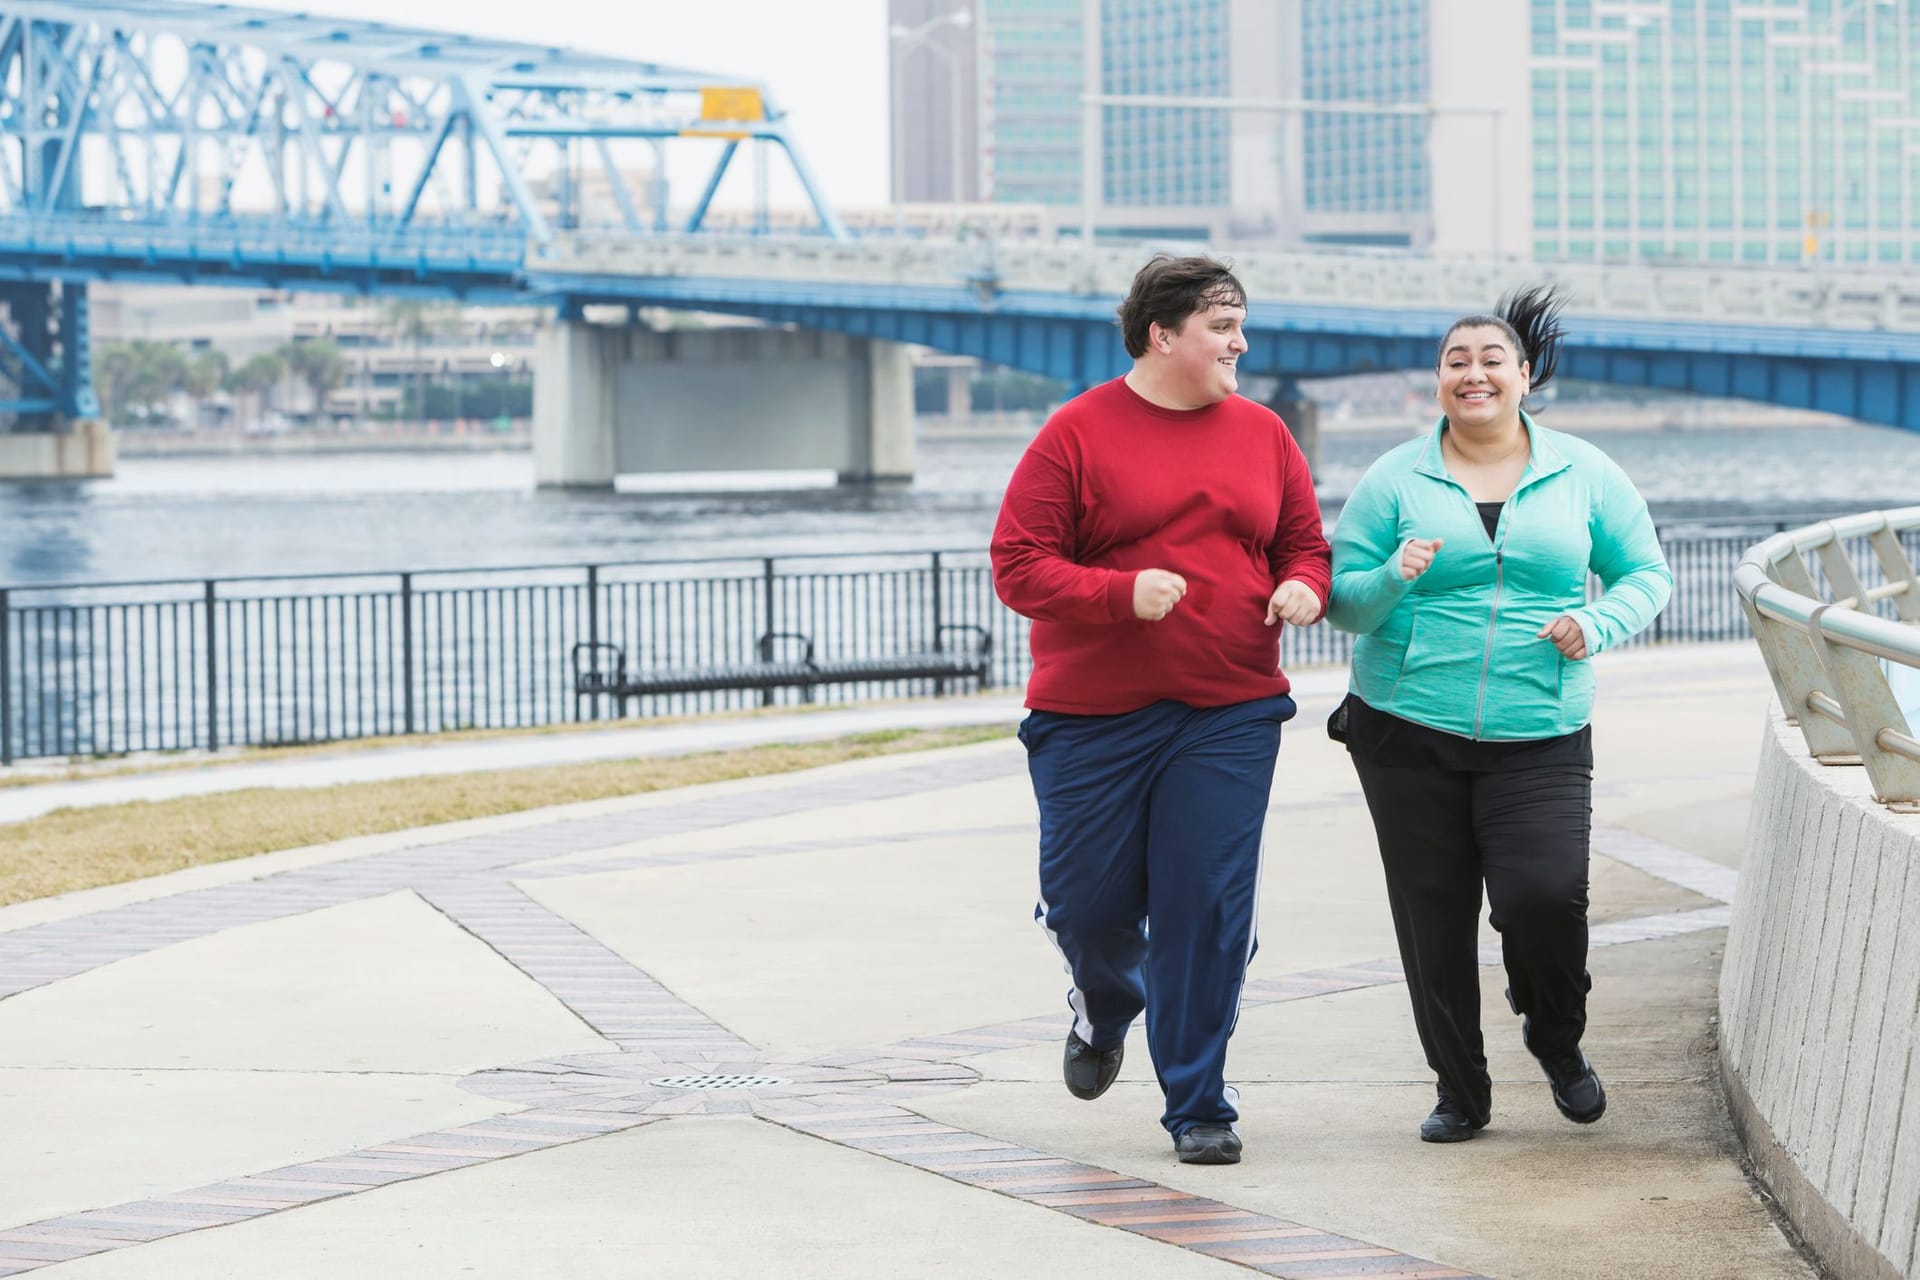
0, 0, 1917, 454
0, 0, 843, 427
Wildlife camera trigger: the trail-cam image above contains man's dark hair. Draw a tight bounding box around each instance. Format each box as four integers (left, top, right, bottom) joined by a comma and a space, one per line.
1116, 255, 1247, 359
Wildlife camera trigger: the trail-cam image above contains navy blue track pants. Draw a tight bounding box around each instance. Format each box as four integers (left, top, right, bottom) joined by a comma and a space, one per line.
1020, 694, 1294, 1138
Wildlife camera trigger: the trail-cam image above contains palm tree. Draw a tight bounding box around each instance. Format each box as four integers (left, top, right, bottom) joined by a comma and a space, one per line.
279, 339, 348, 426
94, 340, 189, 426
383, 299, 451, 424
224, 352, 286, 430
183, 350, 229, 430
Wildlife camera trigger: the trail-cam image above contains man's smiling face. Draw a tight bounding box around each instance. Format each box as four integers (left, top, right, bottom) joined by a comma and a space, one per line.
1155, 298, 1249, 407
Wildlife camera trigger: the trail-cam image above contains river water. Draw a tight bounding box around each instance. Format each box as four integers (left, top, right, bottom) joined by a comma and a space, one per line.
3, 422, 1917, 588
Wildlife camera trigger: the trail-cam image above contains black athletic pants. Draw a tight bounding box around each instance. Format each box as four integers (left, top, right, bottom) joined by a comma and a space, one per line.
1349, 751, 1593, 1120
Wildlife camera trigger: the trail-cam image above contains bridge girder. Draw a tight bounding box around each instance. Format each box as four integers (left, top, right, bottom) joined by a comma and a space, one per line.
532, 283, 1920, 437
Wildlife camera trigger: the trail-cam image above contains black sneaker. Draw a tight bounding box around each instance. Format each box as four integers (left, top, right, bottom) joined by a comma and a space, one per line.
1175, 1123, 1242, 1165
1062, 1030, 1123, 1101
1520, 1015, 1606, 1124
1419, 1089, 1491, 1143
1539, 1048, 1607, 1124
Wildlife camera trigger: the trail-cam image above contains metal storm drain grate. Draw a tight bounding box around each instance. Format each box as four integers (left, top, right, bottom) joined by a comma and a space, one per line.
650, 1073, 788, 1091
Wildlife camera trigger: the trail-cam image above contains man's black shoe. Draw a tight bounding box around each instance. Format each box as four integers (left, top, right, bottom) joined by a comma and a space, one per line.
1175, 1123, 1242, 1165
1539, 1048, 1607, 1123
1419, 1091, 1490, 1144
1062, 1030, 1123, 1101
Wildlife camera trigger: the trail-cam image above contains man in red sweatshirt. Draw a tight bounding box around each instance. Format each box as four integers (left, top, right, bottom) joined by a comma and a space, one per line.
991, 255, 1330, 1165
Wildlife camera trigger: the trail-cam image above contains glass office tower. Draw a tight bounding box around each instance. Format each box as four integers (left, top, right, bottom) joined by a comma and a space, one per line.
976, 0, 1084, 205
1300, 0, 1433, 242
890, 0, 1288, 237
1526, 0, 1920, 264
1098, 0, 1232, 209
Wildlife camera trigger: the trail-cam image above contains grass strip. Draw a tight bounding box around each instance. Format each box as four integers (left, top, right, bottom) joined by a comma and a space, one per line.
0, 724, 1011, 908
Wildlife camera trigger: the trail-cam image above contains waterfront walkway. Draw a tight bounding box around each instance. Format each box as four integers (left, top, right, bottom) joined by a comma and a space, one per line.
0, 645, 1813, 1278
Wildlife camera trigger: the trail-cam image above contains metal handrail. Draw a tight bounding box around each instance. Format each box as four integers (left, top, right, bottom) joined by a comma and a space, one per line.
1734, 506, 1920, 810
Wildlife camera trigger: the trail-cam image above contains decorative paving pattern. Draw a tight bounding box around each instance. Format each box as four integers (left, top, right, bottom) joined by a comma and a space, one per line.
0, 746, 1742, 1276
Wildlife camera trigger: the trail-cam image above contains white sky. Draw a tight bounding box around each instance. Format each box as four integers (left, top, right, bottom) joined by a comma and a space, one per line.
247, 0, 894, 211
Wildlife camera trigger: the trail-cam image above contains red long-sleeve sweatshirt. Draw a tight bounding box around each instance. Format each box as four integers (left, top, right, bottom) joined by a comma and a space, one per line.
991, 378, 1332, 715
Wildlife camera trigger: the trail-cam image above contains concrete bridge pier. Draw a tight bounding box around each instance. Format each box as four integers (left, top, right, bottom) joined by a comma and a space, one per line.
0, 420, 114, 479
0, 280, 113, 480
533, 321, 915, 489
1267, 383, 1319, 474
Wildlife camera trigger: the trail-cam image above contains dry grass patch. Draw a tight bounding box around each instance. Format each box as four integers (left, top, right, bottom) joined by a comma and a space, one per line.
0, 724, 1012, 907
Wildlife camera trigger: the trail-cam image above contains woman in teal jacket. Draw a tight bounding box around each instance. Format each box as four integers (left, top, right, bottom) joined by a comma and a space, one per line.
1328, 287, 1671, 1144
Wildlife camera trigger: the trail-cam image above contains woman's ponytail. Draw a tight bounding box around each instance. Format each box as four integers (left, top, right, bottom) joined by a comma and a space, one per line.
1495, 284, 1568, 396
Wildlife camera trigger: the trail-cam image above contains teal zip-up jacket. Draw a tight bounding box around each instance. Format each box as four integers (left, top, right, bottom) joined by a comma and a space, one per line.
1328, 413, 1672, 740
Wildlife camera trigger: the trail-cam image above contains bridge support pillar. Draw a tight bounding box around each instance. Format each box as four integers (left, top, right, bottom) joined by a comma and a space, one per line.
533, 320, 915, 488
532, 320, 620, 488
858, 339, 916, 483
0, 418, 114, 479
945, 363, 973, 418
1269, 384, 1320, 475
0, 281, 111, 479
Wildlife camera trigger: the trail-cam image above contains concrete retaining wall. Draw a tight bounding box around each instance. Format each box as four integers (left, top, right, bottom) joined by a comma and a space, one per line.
1722, 708, 1920, 1280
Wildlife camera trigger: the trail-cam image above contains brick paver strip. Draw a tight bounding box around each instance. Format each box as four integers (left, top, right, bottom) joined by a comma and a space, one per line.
768, 1110, 1486, 1279
0, 1243, 101, 1263
1032, 1187, 1203, 1207
0, 1233, 121, 1249
0, 1112, 661, 1270
1096, 1208, 1272, 1226
971, 1175, 1161, 1195
1149, 1225, 1328, 1245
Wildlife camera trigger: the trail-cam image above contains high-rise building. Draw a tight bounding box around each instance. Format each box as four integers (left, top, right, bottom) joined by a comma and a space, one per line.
894, 0, 1920, 263
1280, 0, 1531, 254
889, 0, 983, 204
1098, 0, 1232, 213
976, 0, 1083, 205
1298, 0, 1434, 245
1304, 0, 1920, 263
888, 0, 1292, 240
1523, 0, 1920, 264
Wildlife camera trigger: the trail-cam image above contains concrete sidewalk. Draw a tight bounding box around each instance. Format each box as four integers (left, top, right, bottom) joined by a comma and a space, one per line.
0, 693, 1045, 824
0, 645, 1812, 1278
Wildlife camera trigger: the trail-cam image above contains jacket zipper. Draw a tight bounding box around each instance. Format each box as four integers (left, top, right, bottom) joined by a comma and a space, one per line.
1472, 539, 1505, 740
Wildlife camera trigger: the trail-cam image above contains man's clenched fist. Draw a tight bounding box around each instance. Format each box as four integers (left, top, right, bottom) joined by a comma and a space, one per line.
1265, 579, 1321, 627
1133, 569, 1187, 621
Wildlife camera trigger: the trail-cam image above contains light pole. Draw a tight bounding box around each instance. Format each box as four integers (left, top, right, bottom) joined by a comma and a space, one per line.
890, 7, 974, 206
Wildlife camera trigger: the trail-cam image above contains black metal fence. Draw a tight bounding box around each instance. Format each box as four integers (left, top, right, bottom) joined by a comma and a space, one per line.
2, 530, 1909, 764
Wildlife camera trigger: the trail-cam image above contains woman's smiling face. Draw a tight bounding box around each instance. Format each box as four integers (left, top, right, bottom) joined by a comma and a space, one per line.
1436, 324, 1530, 429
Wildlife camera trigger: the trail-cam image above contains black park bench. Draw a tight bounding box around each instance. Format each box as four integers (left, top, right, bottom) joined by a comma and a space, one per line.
570, 625, 993, 713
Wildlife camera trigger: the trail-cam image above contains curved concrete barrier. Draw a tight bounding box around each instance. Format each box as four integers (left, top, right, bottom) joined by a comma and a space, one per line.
1722, 709, 1920, 1280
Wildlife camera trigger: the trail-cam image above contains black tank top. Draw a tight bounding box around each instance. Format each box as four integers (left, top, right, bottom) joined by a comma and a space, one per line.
1476, 501, 1503, 542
